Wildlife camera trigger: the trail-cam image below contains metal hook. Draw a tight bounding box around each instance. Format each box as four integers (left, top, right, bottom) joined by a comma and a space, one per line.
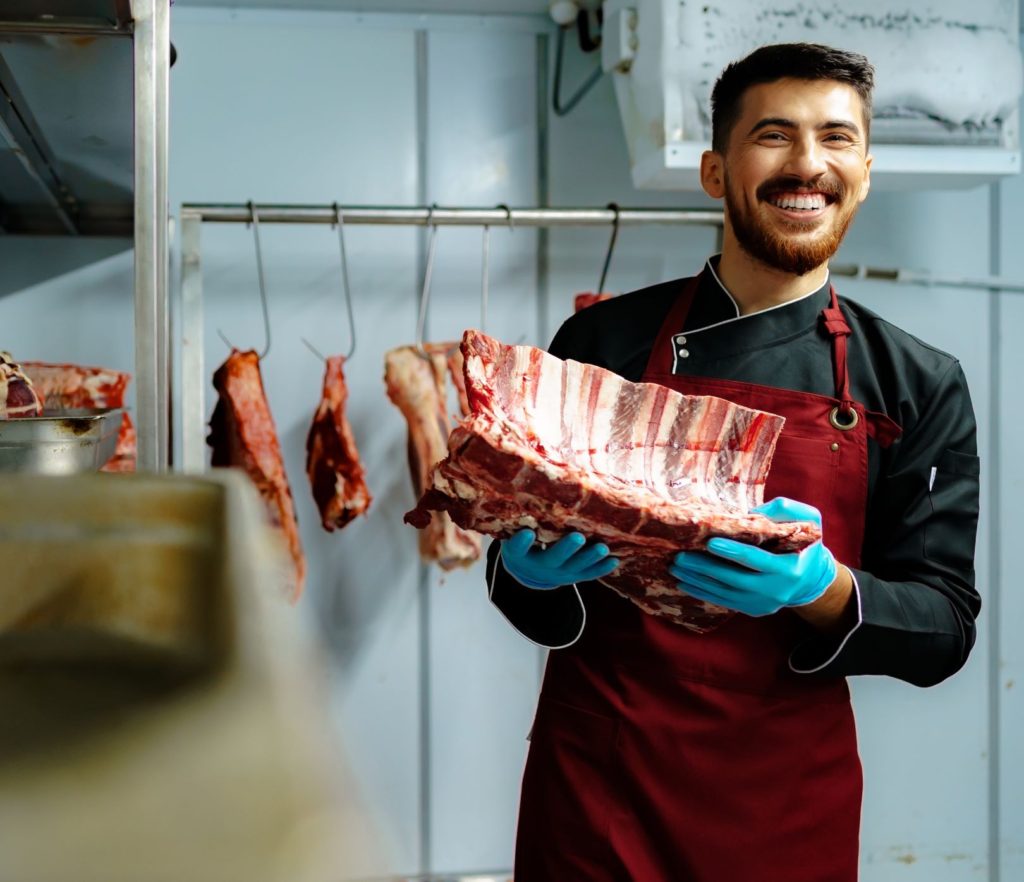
597, 202, 620, 294
497, 202, 514, 231
301, 337, 327, 363
481, 223, 490, 333
415, 204, 440, 359
301, 202, 358, 364
249, 201, 272, 359
214, 200, 272, 358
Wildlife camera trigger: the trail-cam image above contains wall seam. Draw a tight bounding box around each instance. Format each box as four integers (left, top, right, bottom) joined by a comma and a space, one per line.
535, 31, 550, 690
987, 180, 1002, 882
415, 27, 432, 878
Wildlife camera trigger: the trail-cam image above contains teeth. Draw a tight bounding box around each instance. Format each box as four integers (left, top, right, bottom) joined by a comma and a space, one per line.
770, 193, 826, 211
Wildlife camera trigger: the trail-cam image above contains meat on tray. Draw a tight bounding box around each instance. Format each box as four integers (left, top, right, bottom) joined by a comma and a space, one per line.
0, 352, 43, 419
384, 344, 481, 570
19, 360, 136, 471
208, 349, 306, 601
306, 355, 372, 531
404, 330, 821, 632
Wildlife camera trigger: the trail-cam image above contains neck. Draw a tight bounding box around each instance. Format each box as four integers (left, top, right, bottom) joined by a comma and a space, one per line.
715, 230, 829, 315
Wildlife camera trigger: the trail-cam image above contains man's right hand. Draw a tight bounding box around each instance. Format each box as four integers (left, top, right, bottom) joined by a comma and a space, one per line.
500, 529, 619, 590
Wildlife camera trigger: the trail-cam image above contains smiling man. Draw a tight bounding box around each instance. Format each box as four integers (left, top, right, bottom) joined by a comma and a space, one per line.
485, 44, 981, 882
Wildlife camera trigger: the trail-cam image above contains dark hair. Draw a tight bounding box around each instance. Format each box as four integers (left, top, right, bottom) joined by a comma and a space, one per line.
710, 43, 874, 152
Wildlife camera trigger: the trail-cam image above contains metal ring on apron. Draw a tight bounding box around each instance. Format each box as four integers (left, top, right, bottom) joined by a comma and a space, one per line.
828, 405, 859, 431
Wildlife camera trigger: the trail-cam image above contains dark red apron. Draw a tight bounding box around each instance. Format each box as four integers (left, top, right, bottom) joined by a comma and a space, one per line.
515, 273, 900, 882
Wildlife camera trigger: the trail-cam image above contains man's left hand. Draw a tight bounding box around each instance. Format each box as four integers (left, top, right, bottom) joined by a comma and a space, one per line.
669, 497, 838, 617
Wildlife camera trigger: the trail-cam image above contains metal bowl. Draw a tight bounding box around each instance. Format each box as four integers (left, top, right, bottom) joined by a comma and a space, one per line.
0, 408, 122, 475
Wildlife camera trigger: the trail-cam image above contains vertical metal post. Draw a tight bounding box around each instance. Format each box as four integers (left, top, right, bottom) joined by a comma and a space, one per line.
180, 211, 205, 473
987, 181, 1003, 882
414, 27, 432, 879
132, 0, 170, 472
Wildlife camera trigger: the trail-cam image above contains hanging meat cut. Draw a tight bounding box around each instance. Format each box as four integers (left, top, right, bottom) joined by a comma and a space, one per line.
208, 349, 306, 601
19, 361, 136, 471
21, 361, 130, 410
384, 344, 481, 570
0, 352, 43, 419
404, 330, 821, 631
306, 355, 372, 531
574, 291, 615, 312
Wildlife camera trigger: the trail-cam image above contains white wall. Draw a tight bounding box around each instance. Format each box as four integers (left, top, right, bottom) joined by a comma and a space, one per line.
0, 7, 1020, 880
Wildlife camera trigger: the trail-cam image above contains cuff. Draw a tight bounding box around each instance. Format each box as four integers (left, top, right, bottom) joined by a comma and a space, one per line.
488, 548, 586, 650
788, 570, 864, 674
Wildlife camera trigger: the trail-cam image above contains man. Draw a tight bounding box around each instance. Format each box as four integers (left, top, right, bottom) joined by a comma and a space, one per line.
485, 43, 981, 882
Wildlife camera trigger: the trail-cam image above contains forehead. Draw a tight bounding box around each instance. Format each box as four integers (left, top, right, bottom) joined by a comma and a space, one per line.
735, 78, 866, 127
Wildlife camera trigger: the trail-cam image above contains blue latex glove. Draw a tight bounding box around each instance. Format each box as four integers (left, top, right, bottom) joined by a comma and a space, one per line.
501, 529, 619, 590
668, 498, 838, 617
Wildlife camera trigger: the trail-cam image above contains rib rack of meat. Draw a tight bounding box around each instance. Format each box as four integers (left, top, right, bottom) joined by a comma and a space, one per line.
0, 353, 43, 419
384, 344, 481, 570
19, 361, 136, 471
306, 355, 372, 531
404, 330, 821, 631
208, 349, 306, 601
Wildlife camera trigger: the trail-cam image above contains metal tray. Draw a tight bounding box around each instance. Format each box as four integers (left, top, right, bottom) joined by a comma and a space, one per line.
0, 408, 122, 474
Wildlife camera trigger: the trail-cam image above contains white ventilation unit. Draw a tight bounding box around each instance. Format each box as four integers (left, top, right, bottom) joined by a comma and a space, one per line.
601, 0, 1023, 189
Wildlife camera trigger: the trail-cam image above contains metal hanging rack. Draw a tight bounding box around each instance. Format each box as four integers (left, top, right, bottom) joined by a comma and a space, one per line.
178, 200, 1024, 473
178, 202, 725, 473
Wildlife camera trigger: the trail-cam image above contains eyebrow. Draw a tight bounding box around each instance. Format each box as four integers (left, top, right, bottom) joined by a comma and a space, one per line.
747, 117, 861, 137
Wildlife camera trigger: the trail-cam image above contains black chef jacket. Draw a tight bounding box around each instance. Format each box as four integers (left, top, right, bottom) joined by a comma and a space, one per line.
485, 257, 981, 687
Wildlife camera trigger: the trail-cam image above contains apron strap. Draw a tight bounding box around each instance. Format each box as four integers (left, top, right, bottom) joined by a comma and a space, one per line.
820, 286, 856, 418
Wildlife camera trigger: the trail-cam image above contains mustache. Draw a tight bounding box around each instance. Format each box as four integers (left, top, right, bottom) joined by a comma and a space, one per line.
757, 176, 845, 202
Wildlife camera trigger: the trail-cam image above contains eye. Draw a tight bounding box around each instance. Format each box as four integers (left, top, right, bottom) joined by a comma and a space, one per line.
759, 132, 787, 142
824, 132, 853, 143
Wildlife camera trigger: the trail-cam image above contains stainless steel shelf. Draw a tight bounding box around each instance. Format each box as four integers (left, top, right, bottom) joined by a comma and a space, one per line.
0, 2, 135, 236
0, 1, 171, 473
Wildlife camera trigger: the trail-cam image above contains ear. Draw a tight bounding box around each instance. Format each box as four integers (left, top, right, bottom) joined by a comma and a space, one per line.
858, 152, 873, 203
700, 150, 725, 199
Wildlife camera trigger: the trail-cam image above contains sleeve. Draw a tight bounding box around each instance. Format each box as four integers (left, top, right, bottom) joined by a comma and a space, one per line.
484, 318, 588, 649
790, 360, 982, 686
486, 540, 585, 648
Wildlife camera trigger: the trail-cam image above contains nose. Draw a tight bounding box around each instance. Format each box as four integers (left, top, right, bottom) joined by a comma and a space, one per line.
783, 135, 828, 180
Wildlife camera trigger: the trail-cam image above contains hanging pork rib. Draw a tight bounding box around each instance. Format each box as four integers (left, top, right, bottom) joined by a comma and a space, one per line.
384, 344, 481, 570
306, 355, 372, 531
208, 349, 306, 601
0, 352, 43, 419
404, 330, 821, 631
18, 360, 136, 471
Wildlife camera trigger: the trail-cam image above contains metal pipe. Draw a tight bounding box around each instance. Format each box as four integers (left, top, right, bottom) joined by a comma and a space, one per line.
179, 212, 205, 474
133, 0, 170, 473
829, 263, 1024, 294
155, 0, 170, 470
179, 203, 725, 228
0, 19, 130, 37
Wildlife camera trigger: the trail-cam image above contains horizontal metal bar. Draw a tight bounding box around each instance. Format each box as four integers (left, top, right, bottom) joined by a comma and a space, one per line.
177, 205, 1024, 293
830, 263, 1024, 294
0, 18, 129, 36
179, 203, 725, 228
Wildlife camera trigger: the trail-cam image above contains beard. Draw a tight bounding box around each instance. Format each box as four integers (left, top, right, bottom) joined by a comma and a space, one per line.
724, 173, 859, 276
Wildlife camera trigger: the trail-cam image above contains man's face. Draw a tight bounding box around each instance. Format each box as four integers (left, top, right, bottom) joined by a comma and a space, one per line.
702, 78, 873, 276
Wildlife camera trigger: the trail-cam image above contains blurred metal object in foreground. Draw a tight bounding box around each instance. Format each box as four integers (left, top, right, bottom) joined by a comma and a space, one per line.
0, 470, 383, 882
